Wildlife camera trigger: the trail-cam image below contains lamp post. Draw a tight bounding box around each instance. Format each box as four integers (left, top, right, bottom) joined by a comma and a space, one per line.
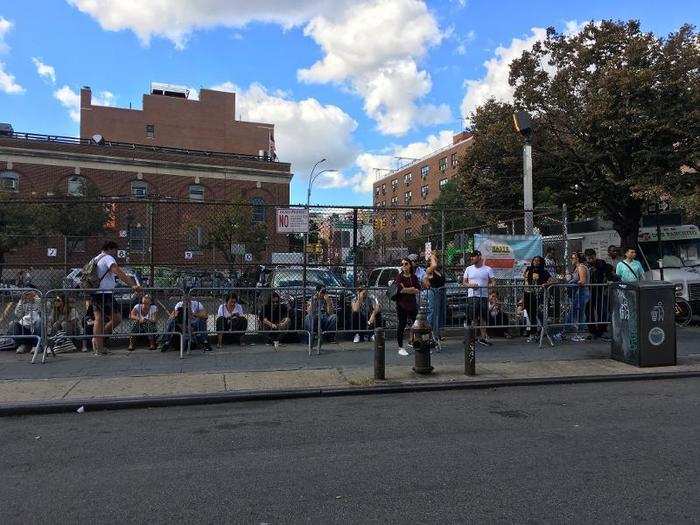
304, 159, 326, 290
513, 111, 534, 235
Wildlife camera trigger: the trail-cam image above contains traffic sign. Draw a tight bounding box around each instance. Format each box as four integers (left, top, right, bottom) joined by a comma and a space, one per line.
276, 208, 309, 233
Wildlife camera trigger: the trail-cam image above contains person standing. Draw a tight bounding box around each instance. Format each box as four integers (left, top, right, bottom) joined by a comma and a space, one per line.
523, 256, 553, 342
89, 241, 141, 355
607, 245, 621, 268
424, 251, 446, 344
584, 248, 616, 340
566, 252, 590, 341
616, 246, 645, 283
462, 250, 495, 346
395, 257, 421, 356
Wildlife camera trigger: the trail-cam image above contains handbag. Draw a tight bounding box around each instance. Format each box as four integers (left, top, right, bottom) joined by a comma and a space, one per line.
386, 281, 399, 301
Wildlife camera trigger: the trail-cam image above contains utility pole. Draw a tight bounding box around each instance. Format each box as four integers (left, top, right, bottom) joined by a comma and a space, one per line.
513, 111, 534, 235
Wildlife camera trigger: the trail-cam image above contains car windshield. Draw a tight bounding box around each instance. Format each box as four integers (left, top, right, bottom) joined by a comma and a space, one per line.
640, 239, 700, 269
271, 269, 343, 288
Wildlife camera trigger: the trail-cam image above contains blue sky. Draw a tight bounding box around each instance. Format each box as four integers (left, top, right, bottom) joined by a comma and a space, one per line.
0, 0, 697, 206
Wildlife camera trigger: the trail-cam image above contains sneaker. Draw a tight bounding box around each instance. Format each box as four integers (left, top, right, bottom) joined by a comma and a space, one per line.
30, 346, 38, 355
571, 335, 586, 342
15, 344, 27, 354
353, 334, 361, 343
398, 347, 409, 356
273, 340, 280, 350
477, 338, 492, 347
370, 334, 375, 342
526, 336, 536, 343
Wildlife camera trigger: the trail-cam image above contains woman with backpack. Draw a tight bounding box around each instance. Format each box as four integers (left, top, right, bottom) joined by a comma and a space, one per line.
394, 257, 421, 356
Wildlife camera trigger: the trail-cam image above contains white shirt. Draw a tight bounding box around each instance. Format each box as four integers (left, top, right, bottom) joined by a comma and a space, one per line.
131, 304, 157, 321
95, 253, 117, 291
217, 303, 243, 318
463, 264, 495, 298
414, 266, 427, 282
174, 300, 205, 314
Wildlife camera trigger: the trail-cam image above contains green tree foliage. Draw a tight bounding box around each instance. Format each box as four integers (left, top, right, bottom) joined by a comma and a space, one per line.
0, 195, 40, 282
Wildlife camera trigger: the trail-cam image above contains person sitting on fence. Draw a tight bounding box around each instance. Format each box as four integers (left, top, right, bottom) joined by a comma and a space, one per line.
47, 294, 80, 353
488, 291, 511, 338
12, 290, 41, 355
304, 285, 337, 344
158, 297, 212, 352
128, 294, 158, 351
351, 287, 382, 343
216, 293, 248, 347
260, 292, 291, 348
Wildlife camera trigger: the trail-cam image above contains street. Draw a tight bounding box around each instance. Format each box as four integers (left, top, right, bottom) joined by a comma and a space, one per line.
2, 378, 698, 523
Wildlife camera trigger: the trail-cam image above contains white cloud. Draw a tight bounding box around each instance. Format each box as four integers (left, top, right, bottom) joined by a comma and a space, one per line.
0, 16, 12, 53
54, 85, 115, 123
298, 0, 450, 135
0, 62, 24, 94
67, 0, 450, 136
455, 30, 476, 55
67, 0, 353, 49
31, 57, 56, 84
460, 27, 547, 122
210, 81, 358, 177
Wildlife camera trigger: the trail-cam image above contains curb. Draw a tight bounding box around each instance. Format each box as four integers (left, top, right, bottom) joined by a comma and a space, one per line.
2, 369, 700, 417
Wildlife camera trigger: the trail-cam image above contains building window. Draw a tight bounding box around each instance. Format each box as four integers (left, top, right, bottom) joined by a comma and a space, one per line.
67, 175, 86, 197
381, 184, 386, 195
404, 190, 412, 205
404, 173, 412, 185
131, 180, 149, 198
420, 165, 429, 178
421, 223, 430, 235
451, 152, 458, 168
390, 214, 398, 226
146, 124, 155, 139
0, 171, 19, 192
375, 187, 381, 197
129, 227, 146, 253
391, 231, 398, 241
421, 185, 429, 199
439, 157, 447, 172
188, 184, 204, 202
404, 227, 412, 239
187, 225, 206, 254
404, 210, 412, 221
381, 201, 386, 207
391, 179, 398, 191
250, 197, 266, 223
391, 196, 398, 206
439, 178, 448, 190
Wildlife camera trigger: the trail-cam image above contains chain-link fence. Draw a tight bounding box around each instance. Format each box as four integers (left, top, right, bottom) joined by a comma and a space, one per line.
1, 198, 568, 292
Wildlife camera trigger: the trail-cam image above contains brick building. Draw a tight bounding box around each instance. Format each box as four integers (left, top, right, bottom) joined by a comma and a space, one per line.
0, 84, 293, 276
372, 131, 472, 243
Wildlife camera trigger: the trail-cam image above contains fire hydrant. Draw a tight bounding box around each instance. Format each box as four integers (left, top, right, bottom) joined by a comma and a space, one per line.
410, 303, 434, 375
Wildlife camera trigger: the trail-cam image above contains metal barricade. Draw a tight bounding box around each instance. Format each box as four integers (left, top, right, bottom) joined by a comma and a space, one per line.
0, 287, 45, 363
187, 287, 313, 356
542, 283, 613, 343
41, 287, 186, 361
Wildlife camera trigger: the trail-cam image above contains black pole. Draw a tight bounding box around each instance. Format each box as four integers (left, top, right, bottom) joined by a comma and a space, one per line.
656, 204, 664, 281
352, 208, 358, 288
464, 324, 476, 376
373, 328, 385, 380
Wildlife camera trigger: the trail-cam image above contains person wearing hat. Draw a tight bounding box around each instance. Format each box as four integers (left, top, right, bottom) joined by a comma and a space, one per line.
462, 250, 495, 346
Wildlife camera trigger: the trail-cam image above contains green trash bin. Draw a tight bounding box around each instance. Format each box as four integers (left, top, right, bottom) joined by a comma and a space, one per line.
611, 281, 677, 367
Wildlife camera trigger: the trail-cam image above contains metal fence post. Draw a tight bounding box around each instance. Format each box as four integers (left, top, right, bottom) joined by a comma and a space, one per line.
562, 204, 569, 268
464, 324, 476, 376
440, 209, 446, 263
352, 207, 358, 288
373, 327, 385, 380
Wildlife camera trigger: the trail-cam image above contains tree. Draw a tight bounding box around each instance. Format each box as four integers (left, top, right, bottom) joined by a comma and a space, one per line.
0, 195, 40, 283
508, 20, 699, 247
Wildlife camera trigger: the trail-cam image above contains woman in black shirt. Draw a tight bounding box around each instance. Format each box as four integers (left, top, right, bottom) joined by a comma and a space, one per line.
395, 258, 420, 356
522, 256, 552, 335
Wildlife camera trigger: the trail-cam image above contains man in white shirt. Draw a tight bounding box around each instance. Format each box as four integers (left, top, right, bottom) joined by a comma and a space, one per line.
90, 241, 141, 355
160, 296, 212, 352
462, 250, 496, 346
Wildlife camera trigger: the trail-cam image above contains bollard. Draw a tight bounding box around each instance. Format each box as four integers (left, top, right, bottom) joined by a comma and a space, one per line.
464, 324, 476, 376
374, 328, 385, 380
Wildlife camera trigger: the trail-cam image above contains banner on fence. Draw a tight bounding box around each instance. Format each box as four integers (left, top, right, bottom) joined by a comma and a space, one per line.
474, 234, 542, 278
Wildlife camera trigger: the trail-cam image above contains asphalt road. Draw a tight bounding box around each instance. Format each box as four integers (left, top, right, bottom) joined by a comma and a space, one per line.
2, 379, 699, 524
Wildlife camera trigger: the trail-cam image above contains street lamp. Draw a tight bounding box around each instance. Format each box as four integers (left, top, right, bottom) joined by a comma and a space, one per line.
513, 111, 534, 235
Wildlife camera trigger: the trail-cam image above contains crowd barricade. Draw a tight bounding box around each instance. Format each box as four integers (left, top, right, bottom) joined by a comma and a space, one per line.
542, 283, 612, 343
41, 287, 186, 361
186, 287, 313, 355
0, 287, 45, 363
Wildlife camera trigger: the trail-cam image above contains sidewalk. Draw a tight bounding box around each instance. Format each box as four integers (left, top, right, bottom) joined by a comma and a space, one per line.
1, 327, 698, 412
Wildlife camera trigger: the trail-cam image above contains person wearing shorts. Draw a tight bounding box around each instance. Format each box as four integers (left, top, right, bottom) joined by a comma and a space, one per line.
462, 250, 495, 346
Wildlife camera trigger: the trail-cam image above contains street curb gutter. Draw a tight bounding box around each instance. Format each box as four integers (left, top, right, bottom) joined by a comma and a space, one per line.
2, 370, 699, 417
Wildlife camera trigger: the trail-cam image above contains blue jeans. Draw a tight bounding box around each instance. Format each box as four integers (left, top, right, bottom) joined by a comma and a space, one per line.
161, 317, 208, 348
12, 321, 41, 348
426, 288, 446, 336
566, 286, 590, 333
304, 314, 337, 342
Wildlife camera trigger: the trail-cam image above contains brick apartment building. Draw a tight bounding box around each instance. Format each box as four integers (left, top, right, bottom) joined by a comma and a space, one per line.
372, 131, 472, 243
0, 83, 293, 273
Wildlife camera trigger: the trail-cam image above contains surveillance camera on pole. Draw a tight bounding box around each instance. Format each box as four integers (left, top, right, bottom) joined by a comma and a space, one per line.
513, 111, 534, 235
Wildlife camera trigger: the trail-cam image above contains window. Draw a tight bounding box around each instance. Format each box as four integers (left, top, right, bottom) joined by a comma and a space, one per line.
188, 184, 204, 202
129, 227, 146, 253
391, 179, 398, 191
187, 225, 206, 254
390, 231, 398, 241
439, 178, 448, 190
404, 210, 412, 221
420, 165, 429, 178
390, 214, 398, 225
451, 152, 458, 168
67, 175, 86, 197
404, 190, 412, 205
381, 184, 386, 195
439, 157, 447, 172
404, 173, 412, 185
421, 185, 429, 199
375, 187, 381, 197
404, 227, 412, 239
391, 196, 398, 206
145, 124, 155, 139
0, 171, 19, 192
421, 223, 430, 235
131, 180, 149, 198
251, 197, 266, 223
381, 201, 386, 207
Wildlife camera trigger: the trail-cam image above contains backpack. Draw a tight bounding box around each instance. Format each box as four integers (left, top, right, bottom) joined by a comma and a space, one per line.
79, 253, 109, 289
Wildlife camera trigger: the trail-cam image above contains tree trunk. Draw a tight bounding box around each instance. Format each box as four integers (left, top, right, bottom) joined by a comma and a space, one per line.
0, 251, 4, 284
613, 219, 641, 252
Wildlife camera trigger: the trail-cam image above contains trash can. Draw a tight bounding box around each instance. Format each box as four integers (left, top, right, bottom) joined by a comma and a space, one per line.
610, 281, 677, 367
